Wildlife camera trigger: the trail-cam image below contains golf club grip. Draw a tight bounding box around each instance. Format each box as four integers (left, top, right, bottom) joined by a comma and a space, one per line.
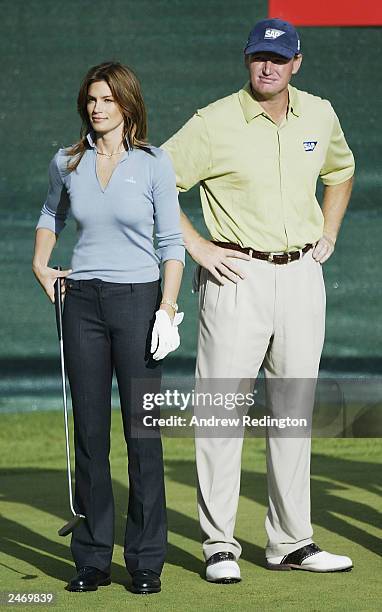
53, 266, 63, 341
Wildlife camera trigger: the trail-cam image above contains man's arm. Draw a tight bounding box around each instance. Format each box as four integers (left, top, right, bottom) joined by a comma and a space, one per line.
162, 111, 251, 284
180, 209, 250, 284
312, 176, 353, 264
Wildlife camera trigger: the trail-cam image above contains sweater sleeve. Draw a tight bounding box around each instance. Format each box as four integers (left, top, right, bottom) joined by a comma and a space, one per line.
36, 151, 70, 234
152, 149, 185, 265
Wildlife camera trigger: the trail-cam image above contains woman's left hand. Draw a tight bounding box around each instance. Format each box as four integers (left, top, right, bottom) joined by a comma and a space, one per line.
151, 310, 184, 360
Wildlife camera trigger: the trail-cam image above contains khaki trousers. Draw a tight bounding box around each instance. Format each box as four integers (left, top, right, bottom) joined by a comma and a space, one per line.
195, 250, 326, 559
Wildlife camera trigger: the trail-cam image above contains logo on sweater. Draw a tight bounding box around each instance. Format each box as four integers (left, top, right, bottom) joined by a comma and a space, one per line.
124, 176, 136, 184
303, 141, 318, 152
264, 28, 285, 39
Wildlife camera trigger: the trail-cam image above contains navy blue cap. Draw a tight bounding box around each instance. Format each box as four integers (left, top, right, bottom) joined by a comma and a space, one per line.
244, 18, 301, 59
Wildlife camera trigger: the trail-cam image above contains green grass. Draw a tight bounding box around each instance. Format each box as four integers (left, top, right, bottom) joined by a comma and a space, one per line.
0, 411, 381, 611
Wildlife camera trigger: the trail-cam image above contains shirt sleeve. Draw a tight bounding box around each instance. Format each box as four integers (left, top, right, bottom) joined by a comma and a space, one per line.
320, 107, 355, 186
161, 111, 212, 192
152, 149, 185, 265
36, 151, 70, 234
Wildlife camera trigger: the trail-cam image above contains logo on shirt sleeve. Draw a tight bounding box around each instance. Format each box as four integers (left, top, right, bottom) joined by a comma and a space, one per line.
303, 141, 318, 152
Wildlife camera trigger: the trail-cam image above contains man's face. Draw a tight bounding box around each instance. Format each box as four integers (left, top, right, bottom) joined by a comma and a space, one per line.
246, 52, 302, 99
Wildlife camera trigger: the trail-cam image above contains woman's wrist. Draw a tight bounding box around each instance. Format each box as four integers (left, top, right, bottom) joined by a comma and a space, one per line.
160, 298, 178, 312
159, 303, 175, 321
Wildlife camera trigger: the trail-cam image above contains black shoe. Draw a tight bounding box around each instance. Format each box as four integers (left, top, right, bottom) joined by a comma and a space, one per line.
130, 569, 161, 594
66, 566, 111, 592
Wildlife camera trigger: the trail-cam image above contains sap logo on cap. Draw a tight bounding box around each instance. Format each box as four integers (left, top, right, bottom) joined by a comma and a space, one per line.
264, 28, 285, 39
303, 141, 318, 152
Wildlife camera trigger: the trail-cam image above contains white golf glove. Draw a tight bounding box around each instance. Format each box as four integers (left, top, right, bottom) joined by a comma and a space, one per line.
151, 310, 184, 361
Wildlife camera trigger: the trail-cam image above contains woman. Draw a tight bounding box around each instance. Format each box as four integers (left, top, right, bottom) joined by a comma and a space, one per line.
32, 62, 184, 594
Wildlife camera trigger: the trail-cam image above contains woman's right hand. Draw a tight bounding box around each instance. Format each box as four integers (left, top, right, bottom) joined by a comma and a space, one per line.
32, 263, 72, 304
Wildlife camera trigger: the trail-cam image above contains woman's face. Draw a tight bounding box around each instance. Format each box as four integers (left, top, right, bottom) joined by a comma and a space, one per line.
87, 80, 124, 135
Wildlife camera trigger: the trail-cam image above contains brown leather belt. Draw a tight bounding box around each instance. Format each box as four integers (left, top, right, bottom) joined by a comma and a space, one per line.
212, 241, 313, 265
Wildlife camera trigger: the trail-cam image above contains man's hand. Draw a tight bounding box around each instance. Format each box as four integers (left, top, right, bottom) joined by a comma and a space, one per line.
313, 178, 353, 264
312, 234, 335, 264
189, 237, 251, 284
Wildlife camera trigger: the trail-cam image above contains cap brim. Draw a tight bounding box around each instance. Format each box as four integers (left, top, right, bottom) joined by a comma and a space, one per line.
244, 41, 295, 59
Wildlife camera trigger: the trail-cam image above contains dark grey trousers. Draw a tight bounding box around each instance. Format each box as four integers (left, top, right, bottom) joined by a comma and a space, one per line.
62, 278, 166, 575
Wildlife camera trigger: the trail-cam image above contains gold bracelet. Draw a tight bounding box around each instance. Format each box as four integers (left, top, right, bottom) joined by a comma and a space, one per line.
160, 299, 178, 312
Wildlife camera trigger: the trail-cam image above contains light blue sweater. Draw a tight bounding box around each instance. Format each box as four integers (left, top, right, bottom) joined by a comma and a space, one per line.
37, 134, 185, 283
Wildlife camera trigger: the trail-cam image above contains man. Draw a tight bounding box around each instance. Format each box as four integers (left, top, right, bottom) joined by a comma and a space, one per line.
162, 18, 354, 581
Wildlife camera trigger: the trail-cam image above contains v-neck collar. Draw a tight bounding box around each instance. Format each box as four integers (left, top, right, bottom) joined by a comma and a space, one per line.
93, 152, 126, 193
87, 132, 131, 193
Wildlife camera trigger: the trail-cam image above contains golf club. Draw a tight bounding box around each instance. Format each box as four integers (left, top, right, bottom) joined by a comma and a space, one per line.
54, 267, 85, 536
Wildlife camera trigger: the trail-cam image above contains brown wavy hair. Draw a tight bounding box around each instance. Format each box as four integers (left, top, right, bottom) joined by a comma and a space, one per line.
66, 61, 150, 172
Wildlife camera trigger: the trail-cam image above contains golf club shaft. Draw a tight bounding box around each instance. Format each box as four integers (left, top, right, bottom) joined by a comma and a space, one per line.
59, 338, 76, 516
54, 268, 77, 518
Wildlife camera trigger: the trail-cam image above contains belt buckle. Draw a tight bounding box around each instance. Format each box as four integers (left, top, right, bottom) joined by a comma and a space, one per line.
268, 251, 291, 264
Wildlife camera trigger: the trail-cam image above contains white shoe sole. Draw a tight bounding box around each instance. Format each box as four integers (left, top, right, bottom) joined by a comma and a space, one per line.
267, 561, 353, 572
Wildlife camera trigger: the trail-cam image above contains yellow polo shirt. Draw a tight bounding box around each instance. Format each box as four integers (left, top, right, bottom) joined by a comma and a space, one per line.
162, 83, 355, 251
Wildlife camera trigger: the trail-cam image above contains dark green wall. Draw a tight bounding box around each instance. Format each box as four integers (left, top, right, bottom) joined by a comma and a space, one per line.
1, 0, 381, 211
0, 1, 381, 390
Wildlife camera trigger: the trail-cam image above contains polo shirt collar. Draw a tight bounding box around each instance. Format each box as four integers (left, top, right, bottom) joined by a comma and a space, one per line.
239, 83, 264, 122
86, 131, 132, 150
288, 85, 300, 117
239, 82, 301, 122
86, 132, 96, 148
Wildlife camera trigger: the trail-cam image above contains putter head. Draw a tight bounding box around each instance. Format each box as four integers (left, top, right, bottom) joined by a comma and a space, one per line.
58, 514, 85, 537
